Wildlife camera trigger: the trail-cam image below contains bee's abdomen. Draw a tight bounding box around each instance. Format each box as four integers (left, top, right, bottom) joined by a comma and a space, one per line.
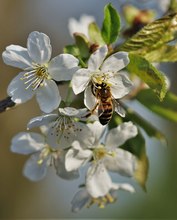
99, 102, 113, 125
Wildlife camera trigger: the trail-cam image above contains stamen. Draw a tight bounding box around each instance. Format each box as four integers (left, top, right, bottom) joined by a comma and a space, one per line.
105, 193, 114, 203
21, 64, 49, 90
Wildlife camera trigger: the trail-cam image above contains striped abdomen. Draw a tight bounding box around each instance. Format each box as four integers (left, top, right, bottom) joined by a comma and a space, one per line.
98, 97, 113, 125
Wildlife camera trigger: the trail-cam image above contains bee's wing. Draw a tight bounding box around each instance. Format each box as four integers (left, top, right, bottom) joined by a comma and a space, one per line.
114, 100, 125, 117
97, 100, 104, 117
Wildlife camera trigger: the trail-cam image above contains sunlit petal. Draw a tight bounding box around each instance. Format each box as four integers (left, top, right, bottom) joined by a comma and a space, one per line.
2, 45, 32, 69
27, 31, 52, 64
88, 45, 108, 71
49, 54, 79, 81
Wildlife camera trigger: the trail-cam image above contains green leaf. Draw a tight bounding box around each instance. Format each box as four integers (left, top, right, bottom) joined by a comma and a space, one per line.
74, 33, 90, 59
63, 44, 80, 57
145, 44, 177, 62
127, 53, 167, 101
121, 130, 149, 191
101, 3, 121, 44
136, 89, 177, 123
120, 13, 177, 54
88, 22, 105, 45
125, 108, 166, 143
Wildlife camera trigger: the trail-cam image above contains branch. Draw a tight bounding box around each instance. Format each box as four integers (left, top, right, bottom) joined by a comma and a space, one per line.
0, 97, 16, 113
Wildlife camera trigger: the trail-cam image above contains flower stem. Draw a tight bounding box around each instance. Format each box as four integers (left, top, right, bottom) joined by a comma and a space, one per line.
65, 82, 74, 106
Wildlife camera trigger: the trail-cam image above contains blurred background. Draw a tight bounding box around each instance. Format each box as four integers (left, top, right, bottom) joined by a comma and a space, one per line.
0, 0, 177, 218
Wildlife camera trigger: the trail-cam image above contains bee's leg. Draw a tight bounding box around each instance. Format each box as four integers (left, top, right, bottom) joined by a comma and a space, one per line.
83, 102, 99, 118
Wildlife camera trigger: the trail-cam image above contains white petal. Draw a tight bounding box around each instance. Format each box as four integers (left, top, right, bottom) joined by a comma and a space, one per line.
54, 151, 79, 180
27, 114, 58, 129
48, 54, 79, 81
2, 45, 32, 69
84, 85, 97, 110
71, 189, 90, 212
59, 107, 77, 116
105, 122, 138, 148
7, 72, 34, 104
65, 141, 92, 171
71, 68, 91, 94
87, 121, 106, 146
68, 14, 95, 38
110, 73, 133, 99
36, 80, 61, 113
88, 45, 108, 71
104, 148, 136, 177
58, 107, 87, 118
27, 31, 52, 64
11, 132, 45, 155
23, 153, 48, 181
86, 163, 113, 198
118, 183, 135, 193
75, 122, 96, 147
101, 51, 129, 72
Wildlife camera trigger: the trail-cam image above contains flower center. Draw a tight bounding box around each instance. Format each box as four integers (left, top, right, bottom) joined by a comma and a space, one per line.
21, 64, 50, 90
50, 115, 82, 144
93, 146, 107, 161
93, 145, 115, 162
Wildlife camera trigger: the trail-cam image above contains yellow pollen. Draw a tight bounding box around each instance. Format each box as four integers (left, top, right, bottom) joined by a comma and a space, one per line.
93, 147, 107, 161
91, 72, 112, 86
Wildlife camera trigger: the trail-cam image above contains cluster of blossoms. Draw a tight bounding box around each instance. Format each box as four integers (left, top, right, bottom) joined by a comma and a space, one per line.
2, 0, 177, 214
3, 27, 138, 210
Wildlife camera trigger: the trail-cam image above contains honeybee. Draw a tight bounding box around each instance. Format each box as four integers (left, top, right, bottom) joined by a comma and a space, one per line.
89, 82, 125, 125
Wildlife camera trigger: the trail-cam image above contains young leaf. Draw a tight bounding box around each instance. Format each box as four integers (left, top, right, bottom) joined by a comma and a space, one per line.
145, 44, 177, 62
63, 44, 80, 57
136, 89, 177, 123
127, 53, 167, 101
74, 33, 90, 59
120, 130, 149, 191
101, 3, 121, 44
88, 22, 105, 45
120, 13, 177, 54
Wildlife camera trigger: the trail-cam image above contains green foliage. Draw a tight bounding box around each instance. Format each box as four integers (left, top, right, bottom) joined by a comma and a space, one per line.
88, 22, 105, 45
121, 130, 149, 190
101, 3, 121, 44
120, 13, 177, 55
127, 54, 167, 101
136, 89, 177, 123
145, 44, 177, 62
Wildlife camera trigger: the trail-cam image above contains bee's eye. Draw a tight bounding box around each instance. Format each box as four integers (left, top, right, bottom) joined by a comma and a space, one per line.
102, 83, 106, 87
95, 83, 100, 88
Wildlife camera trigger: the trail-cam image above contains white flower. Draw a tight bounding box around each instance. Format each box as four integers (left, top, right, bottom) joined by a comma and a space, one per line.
65, 121, 138, 198
68, 14, 95, 38
2, 31, 79, 113
71, 182, 135, 212
11, 132, 57, 181
27, 107, 94, 148
71, 45, 133, 113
